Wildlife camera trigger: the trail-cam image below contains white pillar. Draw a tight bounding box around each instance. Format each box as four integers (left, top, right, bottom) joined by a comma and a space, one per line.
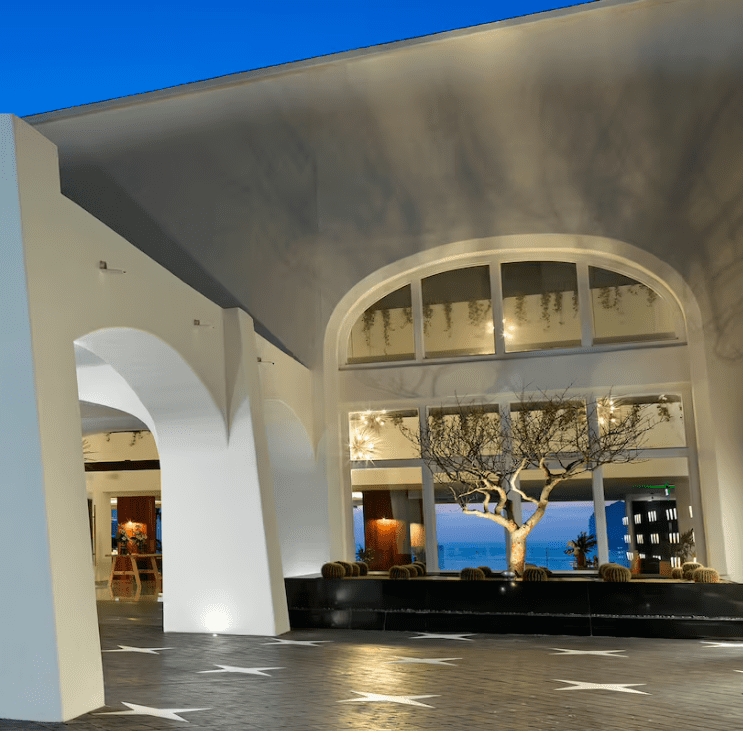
587, 396, 609, 566
592, 466, 609, 565
92, 487, 113, 583
421, 467, 440, 570
0, 115, 104, 721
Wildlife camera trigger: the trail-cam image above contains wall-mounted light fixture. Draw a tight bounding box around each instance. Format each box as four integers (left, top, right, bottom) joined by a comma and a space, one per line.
99, 260, 126, 274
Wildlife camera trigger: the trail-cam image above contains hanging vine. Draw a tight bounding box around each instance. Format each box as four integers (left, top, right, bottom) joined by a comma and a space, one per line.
442, 301, 453, 334
553, 290, 564, 324
402, 306, 413, 327
380, 308, 393, 347
598, 286, 623, 311
361, 309, 376, 347
423, 303, 434, 335
514, 294, 527, 323
467, 299, 492, 327
640, 284, 658, 306
540, 292, 552, 328
572, 289, 579, 315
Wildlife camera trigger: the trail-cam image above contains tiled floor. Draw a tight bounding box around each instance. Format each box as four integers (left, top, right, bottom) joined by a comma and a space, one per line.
4, 600, 743, 730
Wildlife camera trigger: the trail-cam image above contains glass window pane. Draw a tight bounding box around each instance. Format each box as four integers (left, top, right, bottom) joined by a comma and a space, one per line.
589, 267, 676, 343
351, 467, 424, 570
348, 410, 419, 461
603, 463, 692, 575
598, 395, 685, 448
519, 476, 596, 571
434, 483, 508, 572
510, 401, 587, 455
347, 285, 414, 364
428, 405, 501, 456
501, 262, 581, 352
422, 266, 494, 358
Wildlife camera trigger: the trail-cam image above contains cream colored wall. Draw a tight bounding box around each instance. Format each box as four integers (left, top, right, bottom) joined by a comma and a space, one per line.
255, 334, 315, 447
253, 334, 331, 575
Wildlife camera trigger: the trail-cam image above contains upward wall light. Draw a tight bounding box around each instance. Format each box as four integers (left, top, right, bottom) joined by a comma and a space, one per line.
99, 260, 126, 274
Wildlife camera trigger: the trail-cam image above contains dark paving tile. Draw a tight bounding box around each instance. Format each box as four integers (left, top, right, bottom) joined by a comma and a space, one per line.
18, 600, 743, 729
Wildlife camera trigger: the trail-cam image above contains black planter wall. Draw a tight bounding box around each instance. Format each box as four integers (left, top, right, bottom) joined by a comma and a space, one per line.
285, 576, 743, 640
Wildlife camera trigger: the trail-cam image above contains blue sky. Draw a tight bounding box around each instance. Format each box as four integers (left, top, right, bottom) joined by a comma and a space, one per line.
4, 1, 595, 117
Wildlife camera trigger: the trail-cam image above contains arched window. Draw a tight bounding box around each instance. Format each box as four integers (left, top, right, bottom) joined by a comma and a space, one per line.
345, 259, 682, 365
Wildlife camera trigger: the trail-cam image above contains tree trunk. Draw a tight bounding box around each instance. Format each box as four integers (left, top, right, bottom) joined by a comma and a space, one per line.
510, 535, 526, 575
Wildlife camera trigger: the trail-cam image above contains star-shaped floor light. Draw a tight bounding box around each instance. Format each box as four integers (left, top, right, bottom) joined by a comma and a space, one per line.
339, 691, 439, 708
702, 641, 743, 648
384, 656, 462, 666
261, 638, 332, 646
102, 645, 173, 654
93, 702, 210, 721
553, 679, 649, 694
198, 665, 284, 676
410, 633, 475, 641
550, 648, 627, 657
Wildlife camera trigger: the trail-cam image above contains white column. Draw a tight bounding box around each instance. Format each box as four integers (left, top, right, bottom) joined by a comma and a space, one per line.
586, 394, 609, 565
93, 489, 113, 583
0, 115, 104, 721
592, 466, 609, 565
421, 467, 440, 571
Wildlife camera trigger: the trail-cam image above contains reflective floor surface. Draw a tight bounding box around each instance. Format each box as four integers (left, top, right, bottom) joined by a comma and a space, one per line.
3, 599, 743, 730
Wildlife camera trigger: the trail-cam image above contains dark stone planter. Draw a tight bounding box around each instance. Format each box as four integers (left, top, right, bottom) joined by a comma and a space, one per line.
285, 575, 743, 639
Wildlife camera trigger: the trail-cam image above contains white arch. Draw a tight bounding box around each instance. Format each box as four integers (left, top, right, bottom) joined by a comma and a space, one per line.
76, 328, 227, 452
75, 325, 287, 635
323, 233, 723, 574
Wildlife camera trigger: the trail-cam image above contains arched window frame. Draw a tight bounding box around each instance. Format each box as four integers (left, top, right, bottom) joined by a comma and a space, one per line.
342, 254, 687, 368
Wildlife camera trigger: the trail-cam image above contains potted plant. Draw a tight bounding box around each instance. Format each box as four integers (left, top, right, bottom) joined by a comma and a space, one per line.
565, 532, 597, 569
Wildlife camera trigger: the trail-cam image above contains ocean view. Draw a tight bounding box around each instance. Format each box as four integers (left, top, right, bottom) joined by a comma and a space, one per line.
436, 541, 629, 572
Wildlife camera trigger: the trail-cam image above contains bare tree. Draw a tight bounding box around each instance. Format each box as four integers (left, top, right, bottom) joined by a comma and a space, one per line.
394, 391, 669, 575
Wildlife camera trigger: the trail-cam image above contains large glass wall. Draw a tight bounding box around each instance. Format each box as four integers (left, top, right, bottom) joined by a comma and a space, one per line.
341, 256, 695, 573
345, 389, 695, 573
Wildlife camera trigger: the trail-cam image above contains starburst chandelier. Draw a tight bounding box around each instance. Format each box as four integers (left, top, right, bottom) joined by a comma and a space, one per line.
349, 427, 378, 461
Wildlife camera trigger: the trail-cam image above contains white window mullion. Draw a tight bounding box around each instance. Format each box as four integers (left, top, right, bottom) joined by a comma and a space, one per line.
490, 262, 507, 355
418, 406, 440, 570
577, 262, 594, 348
411, 279, 425, 361
587, 394, 609, 565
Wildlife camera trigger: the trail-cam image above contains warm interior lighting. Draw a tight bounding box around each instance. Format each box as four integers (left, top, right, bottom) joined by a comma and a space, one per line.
500, 318, 516, 339
350, 427, 378, 461
358, 410, 387, 431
